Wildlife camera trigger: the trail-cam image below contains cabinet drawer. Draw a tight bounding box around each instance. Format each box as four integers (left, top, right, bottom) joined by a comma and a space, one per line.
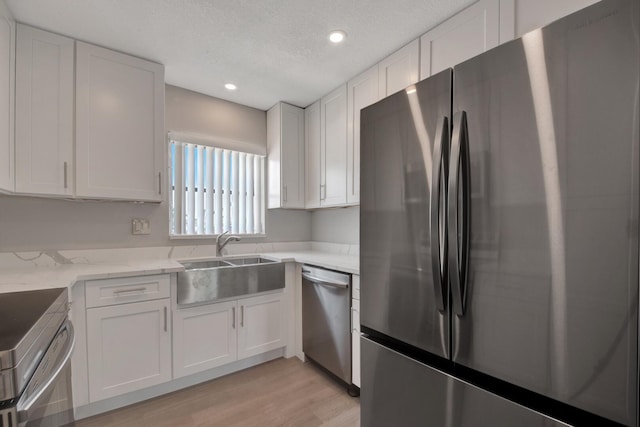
86, 274, 170, 308
352, 275, 360, 300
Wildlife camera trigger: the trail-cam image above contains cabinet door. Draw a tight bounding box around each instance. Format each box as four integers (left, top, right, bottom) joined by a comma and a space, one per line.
305, 100, 321, 209
320, 85, 347, 207
237, 293, 285, 360
351, 298, 360, 387
87, 299, 171, 402
281, 103, 305, 208
173, 301, 238, 378
267, 104, 282, 209
378, 39, 420, 98
420, 0, 503, 79
0, 5, 14, 193
15, 25, 74, 196
347, 66, 379, 205
76, 42, 164, 201
267, 102, 305, 209
513, 0, 596, 37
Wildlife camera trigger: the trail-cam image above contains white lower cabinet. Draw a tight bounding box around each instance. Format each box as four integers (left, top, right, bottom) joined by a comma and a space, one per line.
173, 292, 285, 379
237, 293, 285, 360
75, 273, 289, 414
173, 300, 238, 378
86, 298, 172, 402
351, 275, 361, 387
351, 299, 360, 387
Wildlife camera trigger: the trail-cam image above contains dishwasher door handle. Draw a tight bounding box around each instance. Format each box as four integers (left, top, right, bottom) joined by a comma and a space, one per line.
302, 273, 349, 289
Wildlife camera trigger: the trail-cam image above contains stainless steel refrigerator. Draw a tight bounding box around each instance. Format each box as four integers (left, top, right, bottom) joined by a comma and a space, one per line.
359, 0, 639, 425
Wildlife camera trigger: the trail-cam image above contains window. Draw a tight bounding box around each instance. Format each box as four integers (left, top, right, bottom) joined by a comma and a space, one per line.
169, 140, 265, 236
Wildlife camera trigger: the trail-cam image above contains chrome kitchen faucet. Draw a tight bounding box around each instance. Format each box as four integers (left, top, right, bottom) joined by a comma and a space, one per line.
216, 231, 241, 256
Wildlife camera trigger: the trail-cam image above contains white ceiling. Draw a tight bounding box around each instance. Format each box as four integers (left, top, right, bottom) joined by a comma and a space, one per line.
6, 0, 475, 111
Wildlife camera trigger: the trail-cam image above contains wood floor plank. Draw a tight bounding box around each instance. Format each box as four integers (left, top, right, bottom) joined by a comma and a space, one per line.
75, 358, 360, 427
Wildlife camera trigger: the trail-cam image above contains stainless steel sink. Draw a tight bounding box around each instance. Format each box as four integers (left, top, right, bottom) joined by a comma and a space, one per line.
223, 257, 276, 265
180, 260, 231, 269
176, 257, 284, 306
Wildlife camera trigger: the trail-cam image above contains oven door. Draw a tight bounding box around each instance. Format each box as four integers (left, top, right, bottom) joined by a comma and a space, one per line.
16, 320, 75, 427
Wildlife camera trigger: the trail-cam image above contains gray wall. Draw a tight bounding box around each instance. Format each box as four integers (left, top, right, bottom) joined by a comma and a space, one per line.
311, 206, 359, 245
0, 85, 310, 252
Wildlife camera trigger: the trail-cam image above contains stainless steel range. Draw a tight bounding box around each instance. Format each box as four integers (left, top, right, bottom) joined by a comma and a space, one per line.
0, 288, 75, 427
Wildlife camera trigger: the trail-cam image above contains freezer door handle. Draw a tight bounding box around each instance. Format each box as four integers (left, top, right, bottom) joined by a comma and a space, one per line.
430, 116, 449, 313
448, 111, 471, 317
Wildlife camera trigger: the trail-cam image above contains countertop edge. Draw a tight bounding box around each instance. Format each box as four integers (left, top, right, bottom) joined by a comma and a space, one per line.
0, 251, 359, 294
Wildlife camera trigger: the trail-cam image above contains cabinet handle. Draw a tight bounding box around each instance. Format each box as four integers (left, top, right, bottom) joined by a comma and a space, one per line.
232, 306, 236, 329
351, 307, 358, 333
113, 287, 146, 296
164, 306, 168, 332
158, 172, 162, 195
63, 162, 68, 189
240, 305, 244, 327
283, 185, 287, 202
320, 184, 326, 200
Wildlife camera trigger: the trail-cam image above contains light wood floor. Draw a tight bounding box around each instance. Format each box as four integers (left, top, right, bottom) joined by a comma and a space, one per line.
75, 358, 360, 427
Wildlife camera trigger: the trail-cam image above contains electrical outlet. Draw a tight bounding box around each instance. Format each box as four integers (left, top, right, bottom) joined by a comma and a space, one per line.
132, 218, 151, 235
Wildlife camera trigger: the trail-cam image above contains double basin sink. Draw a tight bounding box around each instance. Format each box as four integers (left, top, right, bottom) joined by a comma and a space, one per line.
176, 257, 285, 306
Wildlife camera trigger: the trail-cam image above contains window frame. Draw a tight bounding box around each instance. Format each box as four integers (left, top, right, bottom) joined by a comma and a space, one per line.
168, 137, 266, 239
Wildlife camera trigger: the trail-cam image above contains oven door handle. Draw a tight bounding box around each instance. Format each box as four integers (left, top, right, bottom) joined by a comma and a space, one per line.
17, 320, 75, 414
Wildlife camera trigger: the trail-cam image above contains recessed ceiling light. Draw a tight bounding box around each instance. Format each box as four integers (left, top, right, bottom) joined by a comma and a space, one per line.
225, 83, 237, 91
329, 30, 346, 44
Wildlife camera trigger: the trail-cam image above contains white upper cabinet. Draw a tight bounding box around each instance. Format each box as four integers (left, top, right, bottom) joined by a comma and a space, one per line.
0, 3, 13, 193
15, 25, 74, 196
320, 85, 348, 207
347, 65, 379, 205
267, 102, 305, 209
305, 100, 321, 209
512, 0, 597, 37
420, 0, 511, 79
75, 42, 164, 201
378, 39, 420, 98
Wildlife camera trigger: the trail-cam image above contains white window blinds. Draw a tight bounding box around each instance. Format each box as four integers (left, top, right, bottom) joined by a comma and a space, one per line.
170, 141, 265, 236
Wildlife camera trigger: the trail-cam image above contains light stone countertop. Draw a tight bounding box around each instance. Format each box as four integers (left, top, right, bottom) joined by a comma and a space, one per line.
260, 251, 359, 275
0, 259, 185, 294
0, 245, 359, 294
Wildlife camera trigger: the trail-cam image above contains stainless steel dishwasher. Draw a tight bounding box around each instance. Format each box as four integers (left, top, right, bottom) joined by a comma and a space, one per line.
302, 265, 355, 394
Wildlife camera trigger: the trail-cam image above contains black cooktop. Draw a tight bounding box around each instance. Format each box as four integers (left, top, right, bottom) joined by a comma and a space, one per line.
0, 288, 66, 351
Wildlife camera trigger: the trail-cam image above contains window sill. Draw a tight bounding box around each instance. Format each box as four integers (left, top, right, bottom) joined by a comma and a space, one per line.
169, 234, 267, 240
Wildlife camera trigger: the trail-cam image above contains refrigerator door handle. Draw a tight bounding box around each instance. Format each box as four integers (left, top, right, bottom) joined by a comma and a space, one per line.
430, 116, 449, 313
448, 111, 471, 317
